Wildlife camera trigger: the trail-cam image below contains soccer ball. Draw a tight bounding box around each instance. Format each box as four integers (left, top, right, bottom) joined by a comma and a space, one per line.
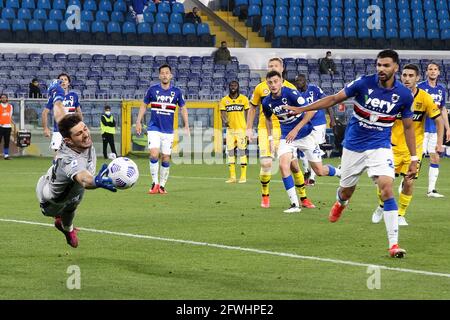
107, 157, 139, 189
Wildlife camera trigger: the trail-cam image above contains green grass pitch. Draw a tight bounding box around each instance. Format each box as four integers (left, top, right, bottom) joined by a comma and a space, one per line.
0, 156, 449, 299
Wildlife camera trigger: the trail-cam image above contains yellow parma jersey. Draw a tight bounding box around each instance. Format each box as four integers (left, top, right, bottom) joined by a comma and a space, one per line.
250, 79, 296, 129
219, 94, 250, 130
391, 88, 441, 153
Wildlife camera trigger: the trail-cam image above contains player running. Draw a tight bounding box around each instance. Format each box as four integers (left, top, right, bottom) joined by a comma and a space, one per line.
135, 64, 189, 194
220, 80, 249, 183
36, 80, 116, 248
42, 73, 82, 151
293, 74, 336, 186
262, 71, 340, 213
372, 64, 444, 226
417, 62, 450, 198
284, 50, 416, 258
247, 57, 314, 209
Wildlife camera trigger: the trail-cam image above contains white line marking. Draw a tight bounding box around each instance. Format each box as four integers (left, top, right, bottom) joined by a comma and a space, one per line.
1, 218, 449, 279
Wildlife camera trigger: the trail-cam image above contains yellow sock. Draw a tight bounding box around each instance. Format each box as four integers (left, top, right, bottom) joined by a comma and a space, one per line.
228, 156, 236, 179
260, 171, 271, 196
292, 171, 306, 199
398, 192, 412, 216
239, 155, 247, 180
376, 186, 384, 207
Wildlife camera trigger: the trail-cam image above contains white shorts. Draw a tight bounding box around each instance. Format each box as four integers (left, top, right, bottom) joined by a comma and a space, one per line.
423, 132, 437, 155
278, 134, 322, 163
50, 132, 63, 151
340, 147, 395, 188
147, 131, 174, 155
311, 124, 327, 145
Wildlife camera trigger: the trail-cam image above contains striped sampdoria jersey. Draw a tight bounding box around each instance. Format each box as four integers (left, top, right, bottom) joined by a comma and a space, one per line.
46, 85, 80, 131
143, 83, 185, 134
417, 80, 446, 133
250, 79, 296, 129
298, 84, 327, 126
343, 74, 414, 151
262, 87, 313, 140
219, 94, 249, 130
392, 88, 441, 153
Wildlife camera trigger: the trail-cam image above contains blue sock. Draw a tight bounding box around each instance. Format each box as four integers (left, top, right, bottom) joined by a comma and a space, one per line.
328, 165, 336, 176
282, 175, 295, 190
383, 197, 398, 211
161, 161, 170, 168
4, 147, 9, 156
430, 163, 439, 169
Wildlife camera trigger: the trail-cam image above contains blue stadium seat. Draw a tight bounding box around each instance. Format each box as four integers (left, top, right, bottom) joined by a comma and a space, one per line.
344, 7, 356, 18
170, 12, 183, 24
44, 19, 58, 32
158, 2, 171, 14
22, 0, 35, 9
427, 28, 440, 39
49, 9, 63, 21
83, 0, 97, 11
197, 22, 210, 35
399, 18, 411, 29
413, 18, 425, 29
330, 0, 342, 8
67, 0, 81, 7
318, 7, 329, 17
303, 6, 315, 17
0, 18, 11, 41
275, 0, 288, 6
316, 26, 329, 38
385, 0, 396, 9
52, 0, 66, 10
37, 0, 51, 10
96, 10, 109, 23
17, 8, 32, 21
344, 0, 355, 8
427, 18, 439, 30
92, 21, 105, 33
182, 22, 196, 35
275, 5, 288, 17
262, 0, 274, 6
290, 0, 301, 6
2, 8, 16, 22
399, 28, 412, 39
172, 2, 185, 15
107, 21, 120, 34
137, 22, 151, 34
344, 17, 356, 28
5, 0, 19, 9
123, 21, 136, 33
398, 9, 411, 20
371, 0, 383, 8
33, 9, 47, 21
424, 0, 435, 11
153, 22, 168, 45
272, 25, 288, 47
331, 16, 343, 27
330, 26, 342, 38
262, 5, 274, 16
168, 22, 181, 34
143, 11, 154, 23
302, 16, 314, 27
425, 9, 437, 20
437, 0, 448, 10
441, 28, 450, 39
385, 8, 397, 20
331, 7, 343, 18
155, 12, 169, 24
372, 28, 384, 39
412, 9, 424, 19
357, 0, 369, 8
111, 11, 124, 23
385, 28, 398, 39
317, 16, 329, 27
358, 26, 370, 40
407, 0, 418, 10
413, 28, 426, 39
438, 9, 449, 21
344, 26, 356, 38
12, 19, 26, 30
259, 15, 273, 39
440, 19, 450, 30
288, 15, 301, 27
81, 10, 94, 22
385, 17, 397, 29
113, 0, 127, 13
289, 6, 301, 17
274, 15, 288, 26
288, 25, 301, 37
99, 0, 112, 12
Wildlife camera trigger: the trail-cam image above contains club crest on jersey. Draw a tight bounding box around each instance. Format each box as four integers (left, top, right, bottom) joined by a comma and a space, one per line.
263, 89, 269, 95
369, 114, 379, 123
282, 98, 288, 104
391, 94, 400, 103
297, 96, 306, 105
171, 91, 175, 97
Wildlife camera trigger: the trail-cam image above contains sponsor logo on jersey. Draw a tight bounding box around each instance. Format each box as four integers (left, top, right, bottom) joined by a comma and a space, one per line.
365, 97, 397, 113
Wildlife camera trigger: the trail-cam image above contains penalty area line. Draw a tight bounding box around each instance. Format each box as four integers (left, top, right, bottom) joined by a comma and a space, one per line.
1, 217, 450, 280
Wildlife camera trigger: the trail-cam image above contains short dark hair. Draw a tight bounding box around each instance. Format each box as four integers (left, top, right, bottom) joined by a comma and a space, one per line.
57, 72, 71, 83
32, 78, 38, 83
377, 49, 399, 64
58, 114, 83, 139
295, 74, 306, 81
159, 64, 172, 73
1, 93, 8, 99
221, 41, 227, 45
427, 62, 440, 70
403, 64, 420, 75
266, 70, 282, 79
326, 51, 331, 54
104, 105, 111, 110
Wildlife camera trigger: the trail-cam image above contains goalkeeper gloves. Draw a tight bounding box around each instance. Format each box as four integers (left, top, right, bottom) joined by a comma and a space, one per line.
94, 164, 117, 192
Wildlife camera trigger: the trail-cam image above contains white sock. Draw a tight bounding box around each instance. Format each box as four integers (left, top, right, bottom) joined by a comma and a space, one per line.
150, 159, 159, 185
160, 162, 170, 187
428, 166, 439, 192
310, 167, 317, 180
62, 222, 74, 232
334, 166, 341, 177
286, 187, 299, 207
301, 155, 309, 173
383, 210, 399, 248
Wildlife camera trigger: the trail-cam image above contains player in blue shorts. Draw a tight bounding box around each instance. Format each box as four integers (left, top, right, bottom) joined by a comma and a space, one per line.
285, 50, 417, 258
262, 70, 340, 213
135, 64, 190, 194
417, 62, 450, 198
293, 74, 336, 186
42, 73, 82, 151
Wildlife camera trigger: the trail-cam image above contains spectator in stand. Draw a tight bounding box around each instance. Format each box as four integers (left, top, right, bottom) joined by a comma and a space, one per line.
29, 78, 42, 98
185, 7, 202, 25
213, 41, 232, 65
319, 51, 337, 76
129, 0, 149, 24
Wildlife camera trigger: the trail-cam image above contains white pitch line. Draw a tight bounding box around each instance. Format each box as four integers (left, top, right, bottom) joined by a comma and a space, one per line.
1, 218, 450, 279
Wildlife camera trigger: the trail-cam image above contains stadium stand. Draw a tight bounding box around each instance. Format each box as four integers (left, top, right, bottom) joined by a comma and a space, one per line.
229, 0, 450, 49
0, 0, 216, 46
